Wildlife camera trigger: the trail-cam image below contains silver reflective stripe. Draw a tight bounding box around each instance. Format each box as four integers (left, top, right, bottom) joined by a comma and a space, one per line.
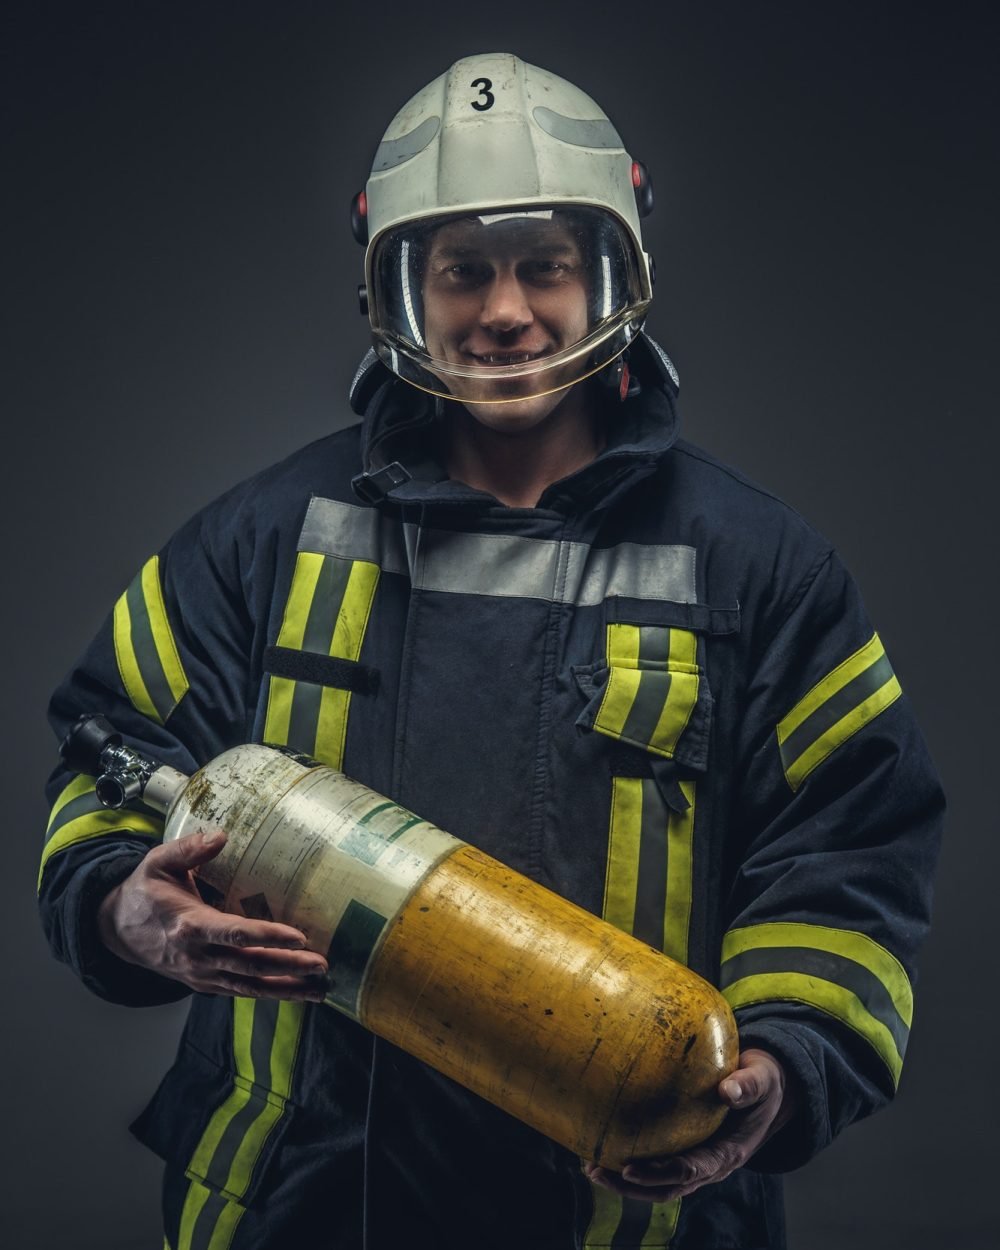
532, 107, 623, 150
299, 498, 408, 572
349, 349, 378, 406
300, 498, 697, 606
645, 335, 680, 388
372, 116, 441, 171
577, 542, 696, 606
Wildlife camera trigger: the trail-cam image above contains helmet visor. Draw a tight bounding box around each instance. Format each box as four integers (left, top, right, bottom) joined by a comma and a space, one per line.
368, 207, 648, 403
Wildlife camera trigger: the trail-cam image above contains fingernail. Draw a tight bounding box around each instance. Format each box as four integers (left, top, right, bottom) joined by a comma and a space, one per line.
723, 1080, 743, 1102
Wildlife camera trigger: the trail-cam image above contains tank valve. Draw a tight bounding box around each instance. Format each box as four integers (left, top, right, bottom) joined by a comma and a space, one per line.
60, 714, 188, 814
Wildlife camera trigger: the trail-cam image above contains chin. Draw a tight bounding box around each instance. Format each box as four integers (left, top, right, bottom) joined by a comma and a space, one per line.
459, 387, 570, 433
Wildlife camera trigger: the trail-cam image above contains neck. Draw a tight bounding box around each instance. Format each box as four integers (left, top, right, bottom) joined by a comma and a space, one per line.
442, 385, 605, 509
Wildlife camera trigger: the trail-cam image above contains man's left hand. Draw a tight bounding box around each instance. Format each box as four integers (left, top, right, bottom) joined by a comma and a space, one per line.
582, 1048, 795, 1204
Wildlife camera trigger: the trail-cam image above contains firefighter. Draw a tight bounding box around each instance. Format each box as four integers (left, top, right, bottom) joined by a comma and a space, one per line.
40, 53, 943, 1249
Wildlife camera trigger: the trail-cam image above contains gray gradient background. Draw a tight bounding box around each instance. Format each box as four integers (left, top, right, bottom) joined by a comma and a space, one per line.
4, 2, 997, 1247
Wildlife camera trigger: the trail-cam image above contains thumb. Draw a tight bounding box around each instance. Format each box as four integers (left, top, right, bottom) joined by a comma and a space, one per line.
720, 1050, 782, 1109
152, 829, 227, 873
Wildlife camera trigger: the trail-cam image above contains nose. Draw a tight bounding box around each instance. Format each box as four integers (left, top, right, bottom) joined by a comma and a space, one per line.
480, 269, 533, 333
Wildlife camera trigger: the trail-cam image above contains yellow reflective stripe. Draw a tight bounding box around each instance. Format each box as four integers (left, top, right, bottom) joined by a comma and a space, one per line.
262, 675, 295, 748
777, 633, 901, 791
330, 560, 380, 661
220, 1097, 285, 1201
206, 1197, 244, 1250
648, 671, 698, 758
314, 687, 351, 770
650, 628, 699, 756
47, 773, 96, 826
587, 779, 691, 1247
667, 628, 697, 670
38, 806, 163, 889
583, 1187, 680, 1248
185, 554, 373, 1236
595, 626, 700, 758
276, 552, 325, 647
113, 591, 159, 721
778, 633, 886, 739
185, 1081, 254, 1183
263, 553, 325, 745
722, 921, 912, 1027
784, 676, 902, 791
722, 971, 904, 1085
583, 1185, 623, 1247
142, 554, 189, 706
314, 560, 380, 770
177, 1180, 212, 1250
270, 999, 304, 1098
598, 624, 641, 738
596, 668, 642, 740
233, 997, 255, 1079
606, 623, 641, 667
602, 777, 642, 934
643, 1200, 682, 1247
185, 998, 262, 1188
662, 781, 695, 964
113, 556, 190, 723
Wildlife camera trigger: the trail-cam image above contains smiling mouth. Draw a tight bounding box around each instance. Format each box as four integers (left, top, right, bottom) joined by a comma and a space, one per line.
468, 349, 550, 366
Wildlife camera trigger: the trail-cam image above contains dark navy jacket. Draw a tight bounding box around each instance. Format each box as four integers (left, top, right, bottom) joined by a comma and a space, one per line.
40, 335, 944, 1250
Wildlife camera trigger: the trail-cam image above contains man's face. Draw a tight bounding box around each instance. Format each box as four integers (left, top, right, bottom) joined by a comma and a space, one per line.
421, 215, 591, 431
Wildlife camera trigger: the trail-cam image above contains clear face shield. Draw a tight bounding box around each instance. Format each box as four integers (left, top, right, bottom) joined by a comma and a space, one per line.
367, 207, 649, 404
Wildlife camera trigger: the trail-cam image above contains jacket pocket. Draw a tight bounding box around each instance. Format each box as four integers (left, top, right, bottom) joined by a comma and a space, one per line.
130, 1035, 297, 1210
576, 624, 711, 773
574, 599, 738, 774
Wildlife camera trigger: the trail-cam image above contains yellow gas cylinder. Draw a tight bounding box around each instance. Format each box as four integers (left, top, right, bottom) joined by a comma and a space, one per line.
152, 743, 736, 1168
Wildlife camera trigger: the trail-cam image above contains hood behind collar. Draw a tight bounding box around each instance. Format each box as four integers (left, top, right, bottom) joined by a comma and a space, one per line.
348, 333, 682, 512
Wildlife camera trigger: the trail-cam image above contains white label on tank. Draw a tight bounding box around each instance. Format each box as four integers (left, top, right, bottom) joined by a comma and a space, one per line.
224, 769, 462, 1020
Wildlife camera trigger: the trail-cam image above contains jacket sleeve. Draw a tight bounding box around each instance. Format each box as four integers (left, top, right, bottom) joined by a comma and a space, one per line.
723, 548, 944, 1171
39, 495, 259, 1006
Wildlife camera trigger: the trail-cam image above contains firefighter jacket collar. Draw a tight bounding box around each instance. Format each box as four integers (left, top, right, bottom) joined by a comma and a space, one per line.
349, 332, 682, 515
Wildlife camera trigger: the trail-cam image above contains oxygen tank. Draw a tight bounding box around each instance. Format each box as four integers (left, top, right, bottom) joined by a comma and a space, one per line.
64, 715, 739, 1169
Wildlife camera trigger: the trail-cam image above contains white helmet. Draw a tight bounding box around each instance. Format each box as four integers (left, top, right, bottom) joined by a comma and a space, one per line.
353, 53, 654, 405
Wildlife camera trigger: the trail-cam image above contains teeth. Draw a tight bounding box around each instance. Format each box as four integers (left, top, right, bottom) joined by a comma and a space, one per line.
477, 352, 536, 364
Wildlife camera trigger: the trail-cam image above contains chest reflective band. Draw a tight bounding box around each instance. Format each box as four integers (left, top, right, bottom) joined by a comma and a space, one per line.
584, 776, 696, 1249
175, 554, 380, 1249
264, 550, 380, 768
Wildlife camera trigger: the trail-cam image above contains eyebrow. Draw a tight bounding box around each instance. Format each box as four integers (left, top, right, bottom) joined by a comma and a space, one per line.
429, 245, 484, 262
429, 241, 579, 263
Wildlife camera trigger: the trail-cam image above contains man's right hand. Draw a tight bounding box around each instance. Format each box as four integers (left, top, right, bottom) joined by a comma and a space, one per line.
96, 830, 328, 1001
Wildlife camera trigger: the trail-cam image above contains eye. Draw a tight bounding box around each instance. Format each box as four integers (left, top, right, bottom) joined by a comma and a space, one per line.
520, 258, 576, 284
434, 261, 492, 287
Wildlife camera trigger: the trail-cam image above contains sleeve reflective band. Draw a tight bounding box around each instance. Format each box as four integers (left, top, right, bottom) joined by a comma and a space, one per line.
776, 632, 902, 792
720, 921, 914, 1085
592, 624, 699, 759
39, 774, 164, 889
263, 552, 380, 769
113, 554, 190, 724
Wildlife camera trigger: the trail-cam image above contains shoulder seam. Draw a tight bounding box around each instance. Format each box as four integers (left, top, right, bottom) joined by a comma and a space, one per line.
672, 441, 808, 516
